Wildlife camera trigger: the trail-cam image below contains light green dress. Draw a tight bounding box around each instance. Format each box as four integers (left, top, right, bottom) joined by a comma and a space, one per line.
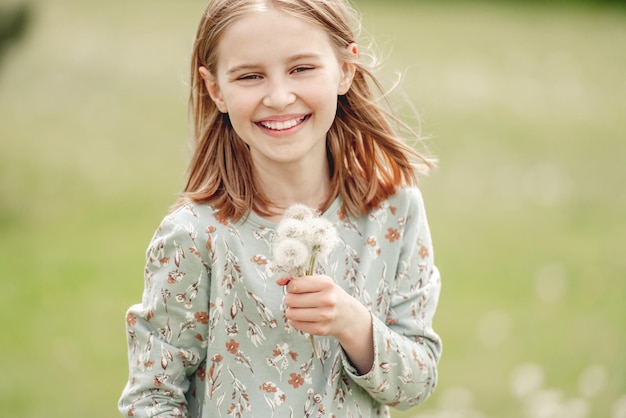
119, 187, 442, 417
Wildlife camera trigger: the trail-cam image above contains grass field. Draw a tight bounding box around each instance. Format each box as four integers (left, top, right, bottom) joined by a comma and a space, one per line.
0, 1, 624, 417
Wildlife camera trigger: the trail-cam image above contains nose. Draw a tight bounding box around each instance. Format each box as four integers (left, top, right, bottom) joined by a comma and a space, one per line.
262, 77, 296, 109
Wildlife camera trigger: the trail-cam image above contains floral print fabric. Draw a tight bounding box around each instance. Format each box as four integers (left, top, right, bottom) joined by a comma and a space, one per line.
119, 187, 442, 417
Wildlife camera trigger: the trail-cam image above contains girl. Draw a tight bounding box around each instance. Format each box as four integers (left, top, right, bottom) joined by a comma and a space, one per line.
119, 0, 442, 417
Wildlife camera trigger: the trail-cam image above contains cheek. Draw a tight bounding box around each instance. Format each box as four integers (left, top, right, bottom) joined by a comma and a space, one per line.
303, 83, 339, 110
222, 90, 258, 121
311, 89, 340, 124
219, 101, 255, 143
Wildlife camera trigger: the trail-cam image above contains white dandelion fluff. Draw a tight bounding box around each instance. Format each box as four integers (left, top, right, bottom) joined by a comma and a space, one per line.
271, 237, 310, 278
276, 217, 308, 241
283, 203, 316, 221
305, 217, 339, 260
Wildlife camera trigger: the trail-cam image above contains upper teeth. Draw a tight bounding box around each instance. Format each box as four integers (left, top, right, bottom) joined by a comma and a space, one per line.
260, 117, 304, 131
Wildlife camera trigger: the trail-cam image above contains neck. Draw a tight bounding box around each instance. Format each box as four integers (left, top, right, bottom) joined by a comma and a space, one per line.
254, 162, 332, 219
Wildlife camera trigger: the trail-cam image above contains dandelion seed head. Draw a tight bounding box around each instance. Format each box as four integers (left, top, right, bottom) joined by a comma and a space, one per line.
271, 203, 338, 278
305, 217, 339, 259
283, 203, 316, 220
276, 218, 308, 241
271, 237, 310, 276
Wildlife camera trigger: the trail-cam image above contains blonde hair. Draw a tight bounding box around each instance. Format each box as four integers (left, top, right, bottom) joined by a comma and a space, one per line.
178, 0, 435, 221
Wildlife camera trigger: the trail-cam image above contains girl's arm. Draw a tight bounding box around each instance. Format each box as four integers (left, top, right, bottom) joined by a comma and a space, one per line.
118, 217, 210, 418
342, 188, 442, 409
345, 270, 441, 409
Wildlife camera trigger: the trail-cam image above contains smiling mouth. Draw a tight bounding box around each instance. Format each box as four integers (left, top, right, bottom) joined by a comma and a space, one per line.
257, 115, 309, 131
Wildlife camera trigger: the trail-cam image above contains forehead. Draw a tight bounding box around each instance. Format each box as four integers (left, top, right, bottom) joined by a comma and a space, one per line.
215, 8, 338, 70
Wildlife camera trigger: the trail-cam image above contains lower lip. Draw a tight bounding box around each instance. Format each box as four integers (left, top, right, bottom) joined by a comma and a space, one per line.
256, 115, 310, 137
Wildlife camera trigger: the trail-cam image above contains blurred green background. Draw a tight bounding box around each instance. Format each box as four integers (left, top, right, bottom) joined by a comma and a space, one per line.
1, 0, 624, 417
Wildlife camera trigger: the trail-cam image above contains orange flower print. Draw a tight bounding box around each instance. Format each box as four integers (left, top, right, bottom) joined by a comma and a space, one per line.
212, 353, 223, 362
194, 311, 209, 324
195, 333, 204, 342
252, 255, 268, 265
197, 365, 206, 381
167, 271, 183, 284
226, 339, 239, 354
260, 382, 278, 393
366, 237, 377, 247
419, 245, 429, 259
337, 207, 347, 221
126, 312, 137, 326
159, 256, 170, 265
389, 205, 397, 215
206, 226, 216, 234
288, 373, 304, 389
385, 227, 400, 243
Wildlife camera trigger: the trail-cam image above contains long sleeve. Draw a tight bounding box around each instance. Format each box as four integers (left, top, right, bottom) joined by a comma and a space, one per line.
119, 216, 211, 417
340, 187, 442, 409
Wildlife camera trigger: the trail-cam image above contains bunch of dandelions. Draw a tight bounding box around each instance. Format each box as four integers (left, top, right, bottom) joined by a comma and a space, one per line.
269, 204, 339, 358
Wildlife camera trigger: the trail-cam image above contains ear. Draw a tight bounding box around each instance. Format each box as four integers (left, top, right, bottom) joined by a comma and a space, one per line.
199, 66, 228, 113
338, 43, 358, 95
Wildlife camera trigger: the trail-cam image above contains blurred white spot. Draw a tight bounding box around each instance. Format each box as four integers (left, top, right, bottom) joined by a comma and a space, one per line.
534, 263, 568, 304
510, 363, 545, 399
560, 398, 590, 418
523, 162, 573, 207
438, 386, 475, 410
433, 411, 485, 418
476, 310, 512, 348
432, 386, 486, 418
612, 394, 626, 418
525, 388, 564, 418
524, 391, 590, 418
578, 364, 608, 398
491, 161, 526, 202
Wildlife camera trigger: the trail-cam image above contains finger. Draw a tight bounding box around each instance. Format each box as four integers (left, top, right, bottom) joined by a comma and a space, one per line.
286, 275, 332, 294
288, 319, 325, 337
284, 292, 322, 309
286, 307, 329, 325
286, 309, 331, 336
275, 276, 291, 286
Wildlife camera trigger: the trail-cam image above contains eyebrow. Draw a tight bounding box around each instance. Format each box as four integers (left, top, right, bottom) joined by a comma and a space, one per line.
225, 53, 322, 76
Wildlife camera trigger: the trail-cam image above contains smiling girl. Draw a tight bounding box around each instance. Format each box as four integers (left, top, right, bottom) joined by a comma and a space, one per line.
119, 1, 442, 417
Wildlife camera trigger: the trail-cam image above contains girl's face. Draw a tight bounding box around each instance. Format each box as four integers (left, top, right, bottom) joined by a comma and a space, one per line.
199, 7, 356, 172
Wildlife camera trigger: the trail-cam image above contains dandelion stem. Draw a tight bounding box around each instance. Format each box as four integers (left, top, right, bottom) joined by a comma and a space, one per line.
310, 335, 320, 358
306, 251, 317, 277
306, 253, 320, 358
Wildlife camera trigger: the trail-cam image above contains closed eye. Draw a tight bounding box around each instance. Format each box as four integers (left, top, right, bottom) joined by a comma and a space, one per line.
237, 73, 263, 81
291, 66, 314, 74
